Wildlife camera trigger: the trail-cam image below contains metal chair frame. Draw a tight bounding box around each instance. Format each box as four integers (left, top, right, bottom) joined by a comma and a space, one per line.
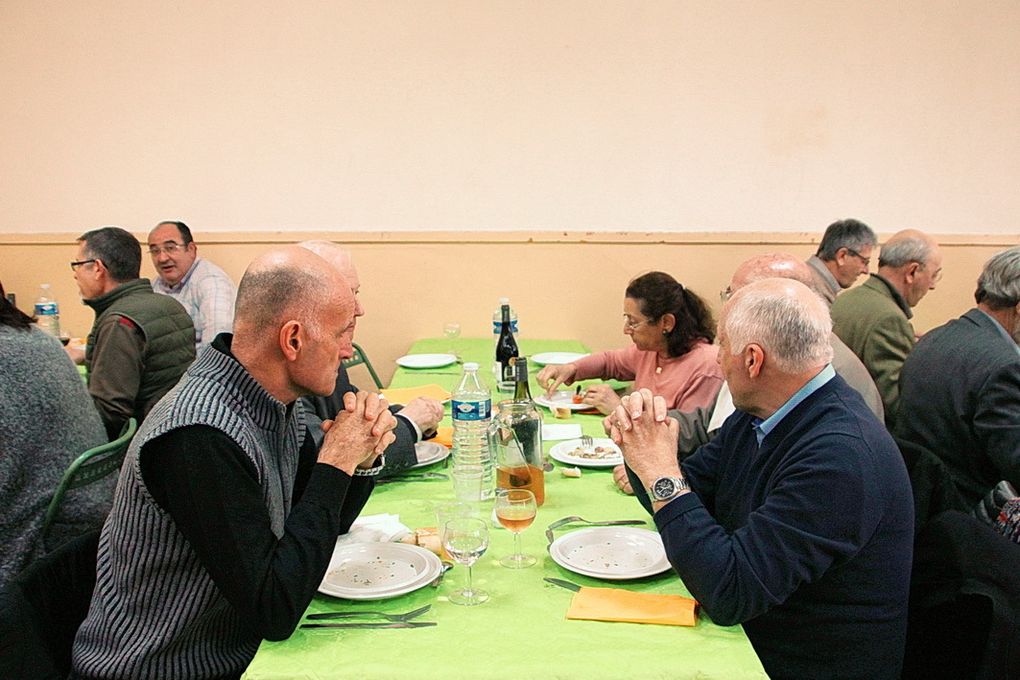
344, 342, 384, 389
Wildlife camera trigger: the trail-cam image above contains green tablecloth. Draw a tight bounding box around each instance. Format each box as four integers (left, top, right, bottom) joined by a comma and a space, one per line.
242, 338, 768, 680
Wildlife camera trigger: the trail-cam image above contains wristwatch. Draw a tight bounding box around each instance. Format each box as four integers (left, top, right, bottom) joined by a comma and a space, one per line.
354, 455, 386, 477
647, 476, 689, 503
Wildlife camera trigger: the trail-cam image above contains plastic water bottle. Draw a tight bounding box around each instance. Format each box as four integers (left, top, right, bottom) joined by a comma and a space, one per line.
34, 284, 61, 338
451, 362, 494, 500
491, 297, 518, 382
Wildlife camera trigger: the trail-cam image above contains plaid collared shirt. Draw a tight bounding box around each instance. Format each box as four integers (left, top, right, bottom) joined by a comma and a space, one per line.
152, 257, 236, 350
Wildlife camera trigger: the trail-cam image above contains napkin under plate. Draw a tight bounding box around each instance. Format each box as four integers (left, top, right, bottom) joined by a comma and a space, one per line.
566, 587, 698, 626
380, 383, 452, 405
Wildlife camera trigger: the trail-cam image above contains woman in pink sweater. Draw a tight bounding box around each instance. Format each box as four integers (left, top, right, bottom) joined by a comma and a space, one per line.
537, 271, 723, 415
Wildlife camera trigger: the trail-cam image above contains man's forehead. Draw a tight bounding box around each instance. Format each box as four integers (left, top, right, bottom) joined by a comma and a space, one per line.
148, 223, 181, 244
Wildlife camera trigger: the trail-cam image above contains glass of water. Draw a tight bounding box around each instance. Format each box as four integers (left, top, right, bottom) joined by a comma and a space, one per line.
442, 517, 489, 605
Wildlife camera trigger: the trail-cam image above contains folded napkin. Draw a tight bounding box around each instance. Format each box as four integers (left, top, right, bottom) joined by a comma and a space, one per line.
542, 424, 583, 441
335, 513, 411, 547
380, 383, 451, 405
566, 587, 698, 626
431, 426, 454, 448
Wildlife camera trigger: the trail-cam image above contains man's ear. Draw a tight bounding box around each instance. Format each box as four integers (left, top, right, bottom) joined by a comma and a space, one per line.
745, 343, 765, 379
279, 320, 302, 361
904, 261, 921, 284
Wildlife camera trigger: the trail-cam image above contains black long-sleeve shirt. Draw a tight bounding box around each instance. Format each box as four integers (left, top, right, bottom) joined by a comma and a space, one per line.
140, 424, 373, 641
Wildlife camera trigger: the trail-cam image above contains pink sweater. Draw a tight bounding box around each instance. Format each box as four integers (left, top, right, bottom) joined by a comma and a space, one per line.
572, 340, 723, 412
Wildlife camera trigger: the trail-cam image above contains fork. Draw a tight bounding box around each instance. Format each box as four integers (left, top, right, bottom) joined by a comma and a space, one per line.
305, 604, 431, 622
579, 434, 594, 449
545, 515, 646, 546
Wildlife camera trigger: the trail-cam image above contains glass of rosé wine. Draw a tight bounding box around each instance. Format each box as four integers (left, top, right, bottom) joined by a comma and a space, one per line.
494, 488, 537, 568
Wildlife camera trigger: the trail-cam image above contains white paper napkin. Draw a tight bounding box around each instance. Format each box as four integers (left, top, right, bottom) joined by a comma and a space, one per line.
335, 513, 411, 547
542, 424, 583, 441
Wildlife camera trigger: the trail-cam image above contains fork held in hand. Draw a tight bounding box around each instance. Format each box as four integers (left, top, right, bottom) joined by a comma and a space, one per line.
305, 604, 431, 622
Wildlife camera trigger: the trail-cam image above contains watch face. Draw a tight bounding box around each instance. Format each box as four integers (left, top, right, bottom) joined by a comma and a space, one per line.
653, 478, 677, 499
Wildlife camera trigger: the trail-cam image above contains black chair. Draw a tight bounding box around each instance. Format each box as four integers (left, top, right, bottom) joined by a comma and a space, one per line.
0, 529, 100, 679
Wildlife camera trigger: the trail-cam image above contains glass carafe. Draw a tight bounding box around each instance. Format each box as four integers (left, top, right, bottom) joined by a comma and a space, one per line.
488, 400, 545, 506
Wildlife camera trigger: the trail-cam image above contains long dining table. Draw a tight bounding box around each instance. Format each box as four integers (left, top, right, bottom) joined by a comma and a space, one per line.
242, 337, 769, 680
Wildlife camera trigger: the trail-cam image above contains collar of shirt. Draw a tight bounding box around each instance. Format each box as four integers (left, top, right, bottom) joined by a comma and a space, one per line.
155, 257, 201, 293
752, 364, 836, 445
975, 307, 1020, 358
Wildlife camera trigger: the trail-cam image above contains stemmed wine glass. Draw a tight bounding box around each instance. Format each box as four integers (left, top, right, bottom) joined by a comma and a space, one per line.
443, 321, 461, 360
494, 488, 537, 568
442, 517, 489, 605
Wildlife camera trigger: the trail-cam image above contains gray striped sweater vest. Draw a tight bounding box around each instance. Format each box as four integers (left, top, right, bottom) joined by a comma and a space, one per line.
72, 339, 305, 679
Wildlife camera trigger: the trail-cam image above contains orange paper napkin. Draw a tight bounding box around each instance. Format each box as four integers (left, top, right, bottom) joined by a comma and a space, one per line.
380, 384, 451, 405
430, 426, 454, 449
566, 587, 698, 626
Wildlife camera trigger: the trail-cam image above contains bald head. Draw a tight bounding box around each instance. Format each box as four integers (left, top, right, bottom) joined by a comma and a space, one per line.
722, 278, 833, 375
878, 230, 940, 269
297, 240, 364, 318
877, 229, 943, 307
731, 252, 817, 293
235, 246, 353, 340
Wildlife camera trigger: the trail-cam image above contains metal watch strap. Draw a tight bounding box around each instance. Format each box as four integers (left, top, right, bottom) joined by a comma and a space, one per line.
353, 455, 386, 477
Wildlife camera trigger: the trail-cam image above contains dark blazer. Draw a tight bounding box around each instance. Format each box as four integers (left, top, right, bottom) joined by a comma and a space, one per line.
300, 367, 419, 477
895, 308, 1020, 507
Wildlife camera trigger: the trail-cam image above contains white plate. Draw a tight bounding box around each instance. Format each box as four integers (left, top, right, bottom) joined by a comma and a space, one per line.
534, 391, 592, 412
395, 353, 458, 369
531, 352, 589, 366
548, 438, 623, 468
549, 527, 670, 580
410, 441, 450, 469
318, 542, 443, 600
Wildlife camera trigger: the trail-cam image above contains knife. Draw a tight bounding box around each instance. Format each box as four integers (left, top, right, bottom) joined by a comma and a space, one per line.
544, 577, 582, 592
300, 621, 437, 630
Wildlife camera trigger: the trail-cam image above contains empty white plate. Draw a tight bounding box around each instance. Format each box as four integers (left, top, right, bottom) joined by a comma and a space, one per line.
531, 352, 589, 366
395, 353, 458, 369
549, 526, 670, 580
318, 542, 443, 600
548, 438, 623, 468
410, 441, 450, 469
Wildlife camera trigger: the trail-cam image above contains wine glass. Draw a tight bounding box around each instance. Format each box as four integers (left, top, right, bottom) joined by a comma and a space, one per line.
442, 517, 489, 605
443, 321, 461, 360
494, 488, 537, 568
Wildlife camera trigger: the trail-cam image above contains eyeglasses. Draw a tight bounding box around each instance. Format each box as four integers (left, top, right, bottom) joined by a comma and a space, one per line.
148, 241, 187, 256
69, 259, 97, 271
845, 248, 871, 268
920, 264, 943, 283
719, 287, 733, 303
623, 315, 651, 330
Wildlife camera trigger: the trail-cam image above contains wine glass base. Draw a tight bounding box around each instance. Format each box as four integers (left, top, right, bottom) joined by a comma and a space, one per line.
500, 553, 537, 569
449, 587, 489, 606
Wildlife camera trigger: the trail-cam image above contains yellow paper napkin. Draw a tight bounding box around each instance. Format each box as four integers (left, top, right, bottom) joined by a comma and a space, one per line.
380, 383, 451, 405
566, 587, 698, 626
430, 426, 454, 449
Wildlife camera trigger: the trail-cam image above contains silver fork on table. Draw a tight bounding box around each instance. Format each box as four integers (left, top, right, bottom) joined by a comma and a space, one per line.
545, 515, 646, 546
579, 434, 594, 449
305, 604, 431, 622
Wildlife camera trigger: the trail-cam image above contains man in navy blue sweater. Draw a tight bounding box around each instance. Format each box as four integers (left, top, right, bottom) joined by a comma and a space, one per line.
613, 278, 914, 680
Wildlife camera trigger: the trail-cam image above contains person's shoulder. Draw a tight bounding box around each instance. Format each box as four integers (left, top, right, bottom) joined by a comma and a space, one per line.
193, 257, 236, 285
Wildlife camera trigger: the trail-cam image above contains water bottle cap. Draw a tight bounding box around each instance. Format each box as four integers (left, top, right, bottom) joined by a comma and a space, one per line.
464, 362, 479, 370
498, 296, 509, 304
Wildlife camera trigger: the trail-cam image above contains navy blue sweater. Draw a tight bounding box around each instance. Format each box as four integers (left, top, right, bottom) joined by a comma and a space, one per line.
657, 375, 913, 680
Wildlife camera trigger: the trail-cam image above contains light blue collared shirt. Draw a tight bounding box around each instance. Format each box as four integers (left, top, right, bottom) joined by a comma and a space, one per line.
751, 364, 836, 446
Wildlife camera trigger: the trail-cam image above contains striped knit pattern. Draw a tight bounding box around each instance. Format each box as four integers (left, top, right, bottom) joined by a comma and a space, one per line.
72, 340, 305, 679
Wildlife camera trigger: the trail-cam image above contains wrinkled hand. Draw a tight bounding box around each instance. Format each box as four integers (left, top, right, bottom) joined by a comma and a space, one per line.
536, 363, 578, 395
318, 391, 397, 474
582, 384, 622, 415
397, 397, 444, 433
608, 389, 680, 489
612, 464, 634, 495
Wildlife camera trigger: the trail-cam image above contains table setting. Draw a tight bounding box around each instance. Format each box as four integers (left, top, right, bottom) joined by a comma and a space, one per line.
241, 337, 768, 680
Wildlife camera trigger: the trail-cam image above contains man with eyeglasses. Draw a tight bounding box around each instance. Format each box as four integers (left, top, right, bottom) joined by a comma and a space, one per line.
805, 218, 878, 305
148, 220, 237, 351
72, 226, 195, 439
831, 229, 943, 430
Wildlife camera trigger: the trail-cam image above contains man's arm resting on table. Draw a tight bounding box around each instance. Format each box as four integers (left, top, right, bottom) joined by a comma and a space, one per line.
141, 425, 373, 641
88, 314, 144, 440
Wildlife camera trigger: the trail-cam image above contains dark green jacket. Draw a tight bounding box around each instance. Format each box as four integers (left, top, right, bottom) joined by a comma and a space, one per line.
85, 279, 195, 438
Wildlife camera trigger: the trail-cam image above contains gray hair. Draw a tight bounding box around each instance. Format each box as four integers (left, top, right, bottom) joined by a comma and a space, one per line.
235, 265, 333, 335
878, 236, 935, 268
724, 281, 833, 374
975, 245, 1020, 309
816, 219, 877, 261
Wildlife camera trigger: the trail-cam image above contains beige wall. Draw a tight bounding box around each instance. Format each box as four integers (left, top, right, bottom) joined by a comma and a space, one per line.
2, 231, 1014, 388
2, 1, 1020, 234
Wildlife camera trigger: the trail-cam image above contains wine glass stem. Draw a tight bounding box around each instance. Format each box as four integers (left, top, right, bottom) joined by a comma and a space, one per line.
513, 532, 522, 559
465, 564, 473, 595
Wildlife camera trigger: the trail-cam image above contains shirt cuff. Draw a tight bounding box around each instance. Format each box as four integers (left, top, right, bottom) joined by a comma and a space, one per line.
395, 412, 423, 443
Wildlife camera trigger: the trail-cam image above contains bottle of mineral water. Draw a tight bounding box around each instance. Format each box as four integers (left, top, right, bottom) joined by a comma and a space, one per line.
451, 362, 494, 500
34, 283, 61, 338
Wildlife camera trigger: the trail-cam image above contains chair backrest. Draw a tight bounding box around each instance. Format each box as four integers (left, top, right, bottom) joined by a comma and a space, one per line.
343, 342, 384, 389
41, 418, 137, 544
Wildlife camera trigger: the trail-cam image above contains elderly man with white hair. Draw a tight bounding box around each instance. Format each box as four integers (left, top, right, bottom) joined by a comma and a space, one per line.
612, 278, 913, 680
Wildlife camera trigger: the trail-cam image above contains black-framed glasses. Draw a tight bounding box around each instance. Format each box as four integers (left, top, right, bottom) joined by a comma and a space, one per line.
69, 258, 97, 271
148, 241, 187, 256
845, 248, 871, 268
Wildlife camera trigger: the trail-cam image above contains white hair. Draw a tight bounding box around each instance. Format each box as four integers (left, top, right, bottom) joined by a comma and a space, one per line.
723, 281, 833, 374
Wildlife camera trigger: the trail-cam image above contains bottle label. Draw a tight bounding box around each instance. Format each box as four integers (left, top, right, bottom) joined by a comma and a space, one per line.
35, 302, 58, 316
492, 320, 519, 336
452, 399, 492, 421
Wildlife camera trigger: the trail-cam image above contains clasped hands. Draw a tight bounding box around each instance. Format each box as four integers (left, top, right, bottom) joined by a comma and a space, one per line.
606, 388, 683, 488
318, 391, 397, 475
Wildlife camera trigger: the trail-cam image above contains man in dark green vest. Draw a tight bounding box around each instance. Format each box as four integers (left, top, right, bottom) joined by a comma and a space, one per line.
72, 226, 195, 439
